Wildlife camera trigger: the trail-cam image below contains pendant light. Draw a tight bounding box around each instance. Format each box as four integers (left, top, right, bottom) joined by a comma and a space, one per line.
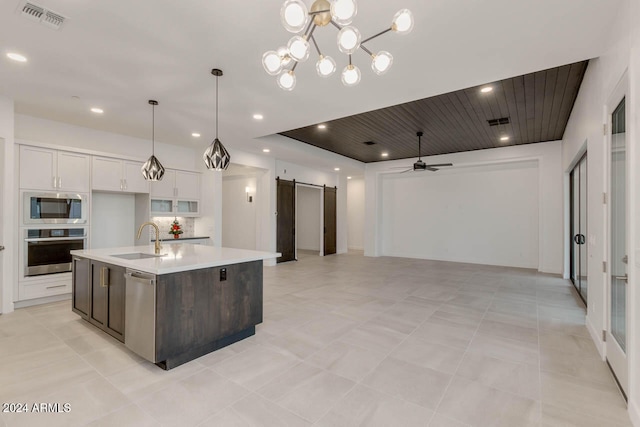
203, 68, 231, 171
141, 100, 165, 181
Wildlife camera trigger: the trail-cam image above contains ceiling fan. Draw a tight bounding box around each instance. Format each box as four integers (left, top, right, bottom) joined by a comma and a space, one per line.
392, 131, 453, 172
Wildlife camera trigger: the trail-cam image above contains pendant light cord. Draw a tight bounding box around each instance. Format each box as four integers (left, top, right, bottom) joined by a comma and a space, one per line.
152, 104, 155, 155
215, 75, 219, 139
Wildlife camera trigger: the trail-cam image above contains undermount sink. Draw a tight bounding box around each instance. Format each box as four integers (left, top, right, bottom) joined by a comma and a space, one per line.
111, 252, 165, 260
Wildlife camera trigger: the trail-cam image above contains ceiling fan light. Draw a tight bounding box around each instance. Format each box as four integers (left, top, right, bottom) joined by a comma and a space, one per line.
281, 0, 309, 33
337, 26, 361, 54
391, 9, 414, 34
277, 70, 296, 90
330, 0, 357, 25
371, 51, 393, 75
262, 50, 283, 75
203, 138, 231, 171
341, 64, 361, 86
287, 35, 310, 62
316, 55, 336, 77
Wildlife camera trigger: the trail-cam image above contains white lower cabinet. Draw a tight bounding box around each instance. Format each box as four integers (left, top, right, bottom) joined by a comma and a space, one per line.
19, 275, 72, 300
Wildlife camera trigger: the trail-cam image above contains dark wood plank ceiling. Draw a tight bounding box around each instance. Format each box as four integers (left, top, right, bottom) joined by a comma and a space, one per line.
279, 61, 588, 163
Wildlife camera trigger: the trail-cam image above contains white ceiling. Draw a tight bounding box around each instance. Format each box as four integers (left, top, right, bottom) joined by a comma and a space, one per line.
0, 0, 621, 172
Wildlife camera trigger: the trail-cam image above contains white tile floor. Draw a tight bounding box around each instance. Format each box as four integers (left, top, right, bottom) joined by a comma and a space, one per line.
0, 251, 632, 426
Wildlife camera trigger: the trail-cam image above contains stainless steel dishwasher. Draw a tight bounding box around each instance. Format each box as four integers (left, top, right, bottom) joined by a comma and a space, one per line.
124, 269, 157, 362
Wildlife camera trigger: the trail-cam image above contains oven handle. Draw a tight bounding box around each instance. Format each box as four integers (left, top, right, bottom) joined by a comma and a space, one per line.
24, 236, 87, 242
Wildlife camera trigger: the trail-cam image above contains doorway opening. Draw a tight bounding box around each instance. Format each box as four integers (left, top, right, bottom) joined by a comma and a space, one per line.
296, 184, 323, 258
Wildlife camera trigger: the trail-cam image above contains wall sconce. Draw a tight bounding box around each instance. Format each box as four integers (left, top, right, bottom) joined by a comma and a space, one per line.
245, 186, 254, 203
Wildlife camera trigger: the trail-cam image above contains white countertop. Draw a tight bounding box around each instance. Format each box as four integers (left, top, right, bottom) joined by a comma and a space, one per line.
71, 245, 280, 275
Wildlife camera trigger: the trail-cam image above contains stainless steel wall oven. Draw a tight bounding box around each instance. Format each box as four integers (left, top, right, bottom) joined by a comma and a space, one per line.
24, 228, 87, 277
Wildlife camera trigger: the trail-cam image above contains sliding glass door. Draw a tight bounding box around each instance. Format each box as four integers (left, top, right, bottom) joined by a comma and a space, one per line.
569, 153, 588, 303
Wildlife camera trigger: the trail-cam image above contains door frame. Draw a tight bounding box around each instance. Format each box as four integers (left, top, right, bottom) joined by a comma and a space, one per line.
569, 151, 588, 305
294, 183, 324, 258
604, 71, 629, 398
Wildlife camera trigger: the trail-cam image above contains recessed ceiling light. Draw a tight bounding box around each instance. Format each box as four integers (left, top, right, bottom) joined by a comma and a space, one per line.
347, 176, 352, 180
253, 114, 264, 120
381, 152, 389, 157
262, 148, 270, 153
334, 167, 340, 171
318, 124, 327, 129
480, 86, 493, 93
192, 133, 201, 137
7, 52, 27, 62
90, 107, 104, 114
500, 136, 509, 141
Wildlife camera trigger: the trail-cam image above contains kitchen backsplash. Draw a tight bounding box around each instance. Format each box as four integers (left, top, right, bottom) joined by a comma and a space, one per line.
150, 217, 196, 239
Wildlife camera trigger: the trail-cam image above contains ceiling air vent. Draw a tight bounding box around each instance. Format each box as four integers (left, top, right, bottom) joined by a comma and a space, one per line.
18, 1, 67, 30
487, 117, 510, 127
363, 141, 376, 145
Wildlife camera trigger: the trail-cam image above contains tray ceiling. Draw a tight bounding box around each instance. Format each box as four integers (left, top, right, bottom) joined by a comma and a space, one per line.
279, 61, 588, 163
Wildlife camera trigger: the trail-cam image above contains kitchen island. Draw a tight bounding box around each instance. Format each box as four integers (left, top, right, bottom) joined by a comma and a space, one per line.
70, 244, 279, 369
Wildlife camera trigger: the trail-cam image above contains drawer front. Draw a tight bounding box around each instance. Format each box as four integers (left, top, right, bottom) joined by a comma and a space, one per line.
20, 278, 72, 300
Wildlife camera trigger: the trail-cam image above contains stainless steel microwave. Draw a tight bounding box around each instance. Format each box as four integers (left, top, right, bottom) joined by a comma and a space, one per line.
23, 192, 87, 225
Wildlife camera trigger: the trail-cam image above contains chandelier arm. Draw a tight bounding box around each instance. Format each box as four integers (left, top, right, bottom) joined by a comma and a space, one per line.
306, 23, 317, 39
308, 9, 330, 15
329, 20, 342, 31
359, 44, 373, 56
310, 35, 322, 56
303, 20, 315, 37
361, 27, 392, 44
348, 54, 352, 66
291, 61, 299, 72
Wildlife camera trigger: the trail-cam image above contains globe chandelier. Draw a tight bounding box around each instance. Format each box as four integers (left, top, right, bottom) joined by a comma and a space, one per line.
262, 0, 414, 90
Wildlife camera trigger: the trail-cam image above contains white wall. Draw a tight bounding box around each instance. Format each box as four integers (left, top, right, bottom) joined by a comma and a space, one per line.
222, 175, 257, 250
381, 161, 539, 269
91, 193, 136, 249
562, 1, 640, 423
296, 186, 322, 252
347, 178, 365, 250
0, 97, 15, 313
365, 140, 564, 274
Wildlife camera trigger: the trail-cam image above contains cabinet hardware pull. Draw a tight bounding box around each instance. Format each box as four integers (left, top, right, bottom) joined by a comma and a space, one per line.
101, 266, 109, 287
120, 179, 123, 190
124, 179, 127, 190
46, 284, 67, 289
58, 177, 62, 188
52, 176, 57, 188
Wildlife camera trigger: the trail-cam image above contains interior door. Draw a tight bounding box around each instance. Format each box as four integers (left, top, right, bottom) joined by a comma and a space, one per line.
607, 95, 628, 397
276, 178, 296, 263
323, 186, 337, 256
569, 154, 588, 303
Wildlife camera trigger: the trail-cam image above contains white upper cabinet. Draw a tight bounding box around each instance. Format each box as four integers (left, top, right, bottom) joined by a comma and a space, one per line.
20, 145, 90, 192
92, 156, 149, 193
150, 169, 201, 216
175, 171, 200, 200
150, 170, 200, 200
150, 169, 176, 198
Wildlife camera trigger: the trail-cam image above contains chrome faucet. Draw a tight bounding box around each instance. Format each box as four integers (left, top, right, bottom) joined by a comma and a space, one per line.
137, 222, 162, 254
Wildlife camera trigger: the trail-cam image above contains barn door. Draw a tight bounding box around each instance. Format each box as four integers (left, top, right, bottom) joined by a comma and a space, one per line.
323, 186, 337, 256
276, 178, 296, 263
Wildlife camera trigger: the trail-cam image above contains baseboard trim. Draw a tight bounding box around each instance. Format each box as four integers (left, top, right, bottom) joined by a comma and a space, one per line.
585, 314, 605, 359
14, 293, 71, 309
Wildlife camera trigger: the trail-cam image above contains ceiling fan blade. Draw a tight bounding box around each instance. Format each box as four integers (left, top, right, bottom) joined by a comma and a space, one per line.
399, 168, 413, 173
389, 166, 412, 169
425, 167, 439, 171
424, 163, 453, 167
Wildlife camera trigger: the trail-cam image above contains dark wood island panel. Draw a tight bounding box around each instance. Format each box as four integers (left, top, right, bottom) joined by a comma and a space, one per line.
155, 260, 263, 369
